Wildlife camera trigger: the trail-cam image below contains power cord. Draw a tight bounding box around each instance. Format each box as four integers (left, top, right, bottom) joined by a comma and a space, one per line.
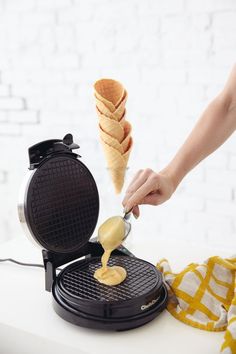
0, 258, 44, 268
0, 258, 62, 271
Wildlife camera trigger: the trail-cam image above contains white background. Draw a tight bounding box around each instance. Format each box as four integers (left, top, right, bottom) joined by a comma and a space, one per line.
0, 0, 236, 251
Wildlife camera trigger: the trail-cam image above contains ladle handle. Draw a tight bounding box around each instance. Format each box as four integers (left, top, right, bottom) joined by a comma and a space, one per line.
123, 209, 133, 220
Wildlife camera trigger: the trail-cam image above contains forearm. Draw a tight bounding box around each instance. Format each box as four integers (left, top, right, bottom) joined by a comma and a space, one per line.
162, 93, 236, 190
123, 66, 236, 212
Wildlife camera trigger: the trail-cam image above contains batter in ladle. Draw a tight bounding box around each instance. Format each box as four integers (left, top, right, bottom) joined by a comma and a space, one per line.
94, 216, 127, 286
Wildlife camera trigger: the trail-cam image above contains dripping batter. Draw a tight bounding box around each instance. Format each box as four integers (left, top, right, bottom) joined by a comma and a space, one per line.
94, 216, 127, 286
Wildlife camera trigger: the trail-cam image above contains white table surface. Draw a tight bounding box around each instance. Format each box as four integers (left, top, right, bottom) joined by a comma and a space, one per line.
0, 235, 228, 354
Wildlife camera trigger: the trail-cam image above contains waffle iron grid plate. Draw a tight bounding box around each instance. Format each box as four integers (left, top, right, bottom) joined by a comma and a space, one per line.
25, 155, 99, 253
53, 254, 168, 330
56, 255, 163, 315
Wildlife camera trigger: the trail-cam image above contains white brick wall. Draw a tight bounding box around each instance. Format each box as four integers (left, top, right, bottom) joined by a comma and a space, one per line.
0, 0, 236, 251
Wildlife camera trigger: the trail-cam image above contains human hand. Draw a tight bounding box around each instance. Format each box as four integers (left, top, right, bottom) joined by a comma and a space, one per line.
122, 168, 175, 218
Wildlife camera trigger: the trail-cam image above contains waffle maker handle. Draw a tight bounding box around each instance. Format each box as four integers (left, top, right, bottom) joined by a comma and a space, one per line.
28, 133, 80, 170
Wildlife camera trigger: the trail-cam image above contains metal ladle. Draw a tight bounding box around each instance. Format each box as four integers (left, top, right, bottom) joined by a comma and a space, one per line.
122, 210, 132, 241
97, 209, 133, 246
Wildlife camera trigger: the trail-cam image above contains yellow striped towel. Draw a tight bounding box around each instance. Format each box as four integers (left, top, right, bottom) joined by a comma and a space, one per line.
156, 256, 236, 353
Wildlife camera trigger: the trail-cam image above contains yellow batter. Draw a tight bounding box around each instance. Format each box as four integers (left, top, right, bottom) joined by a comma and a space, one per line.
94, 216, 127, 286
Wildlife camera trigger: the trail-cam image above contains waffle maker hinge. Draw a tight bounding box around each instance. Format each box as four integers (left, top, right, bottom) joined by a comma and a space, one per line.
42, 240, 134, 292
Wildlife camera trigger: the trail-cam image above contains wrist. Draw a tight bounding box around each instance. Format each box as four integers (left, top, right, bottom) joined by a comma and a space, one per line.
159, 163, 185, 192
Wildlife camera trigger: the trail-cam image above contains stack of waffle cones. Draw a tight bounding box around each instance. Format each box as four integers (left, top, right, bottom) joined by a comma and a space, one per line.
94, 79, 133, 194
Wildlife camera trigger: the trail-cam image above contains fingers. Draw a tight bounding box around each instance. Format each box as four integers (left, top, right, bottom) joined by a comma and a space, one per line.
125, 176, 159, 212
126, 169, 143, 190
132, 205, 140, 218
122, 168, 175, 217
122, 169, 153, 208
141, 194, 163, 206
127, 169, 153, 193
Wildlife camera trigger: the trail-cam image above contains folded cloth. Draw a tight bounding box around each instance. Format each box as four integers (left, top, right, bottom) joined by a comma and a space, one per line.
157, 256, 236, 353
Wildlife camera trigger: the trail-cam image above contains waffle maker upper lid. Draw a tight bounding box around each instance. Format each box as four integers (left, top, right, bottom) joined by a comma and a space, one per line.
23, 134, 99, 254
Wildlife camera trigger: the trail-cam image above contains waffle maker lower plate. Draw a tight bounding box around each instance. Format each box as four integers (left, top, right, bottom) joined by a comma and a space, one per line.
53, 255, 167, 330
18, 134, 168, 331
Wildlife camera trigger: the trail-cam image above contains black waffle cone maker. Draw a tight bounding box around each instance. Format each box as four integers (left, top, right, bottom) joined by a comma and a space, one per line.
18, 134, 168, 331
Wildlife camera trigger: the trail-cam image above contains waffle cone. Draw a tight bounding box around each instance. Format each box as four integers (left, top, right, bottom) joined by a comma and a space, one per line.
118, 109, 126, 127
95, 90, 127, 121
100, 138, 133, 193
99, 126, 124, 153
96, 105, 126, 127
94, 79, 124, 111
123, 137, 132, 165
93, 78, 132, 193
113, 91, 127, 120
108, 167, 127, 194
96, 109, 124, 142
121, 121, 132, 152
